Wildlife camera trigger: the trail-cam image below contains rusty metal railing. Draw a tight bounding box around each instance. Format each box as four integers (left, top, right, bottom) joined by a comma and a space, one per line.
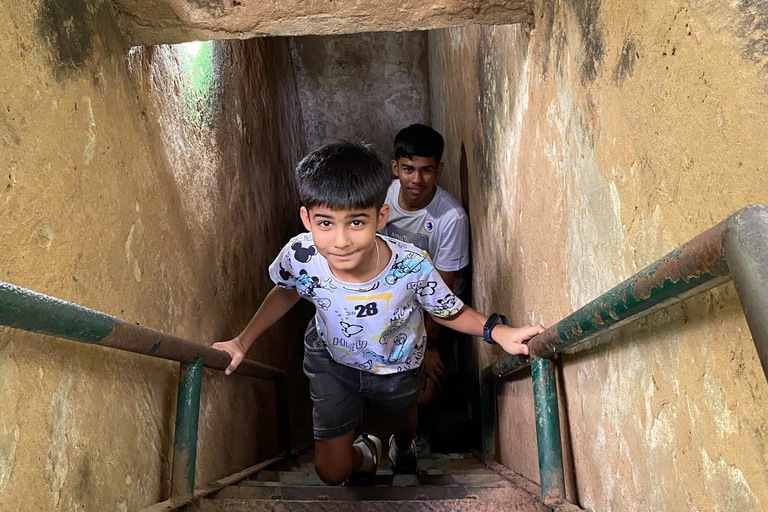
0, 281, 291, 509
481, 204, 768, 502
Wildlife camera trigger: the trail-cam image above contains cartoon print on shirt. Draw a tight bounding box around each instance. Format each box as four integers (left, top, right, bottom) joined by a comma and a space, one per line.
385, 252, 427, 285
295, 270, 336, 298
378, 325, 400, 345
340, 321, 364, 338
314, 297, 331, 311
430, 293, 461, 317
351, 360, 373, 371
331, 338, 367, 356
278, 261, 293, 282
387, 333, 411, 363
390, 299, 413, 324
291, 240, 317, 263
361, 349, 389, 366
407, 280, 437, 297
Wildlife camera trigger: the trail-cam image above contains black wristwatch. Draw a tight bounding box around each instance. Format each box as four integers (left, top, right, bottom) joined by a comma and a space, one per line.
483, 313, 508, 344
426, 336, 438, 349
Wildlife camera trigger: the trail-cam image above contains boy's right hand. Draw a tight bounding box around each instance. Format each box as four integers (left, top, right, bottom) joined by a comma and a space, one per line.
211, 338, 246, 375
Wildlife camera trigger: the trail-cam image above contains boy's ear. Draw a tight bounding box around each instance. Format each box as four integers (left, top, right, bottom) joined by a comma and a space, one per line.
377, 204, 390, 231
436, 161, 444, 178
300, 206, 312, 231
391, 159, 400, 177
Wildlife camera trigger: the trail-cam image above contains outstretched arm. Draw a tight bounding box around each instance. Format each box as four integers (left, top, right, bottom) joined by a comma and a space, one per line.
213, 286, 301, 374
430, 306, 543, 356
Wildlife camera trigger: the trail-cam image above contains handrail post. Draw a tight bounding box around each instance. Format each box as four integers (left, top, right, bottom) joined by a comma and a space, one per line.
170, 356, 203, 503
531, 356, 565, 501
274, 378, 291, 454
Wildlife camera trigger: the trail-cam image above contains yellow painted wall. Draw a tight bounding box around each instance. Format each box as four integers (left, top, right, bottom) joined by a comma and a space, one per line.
0, 0, 310, 509
430, 0, 768, 509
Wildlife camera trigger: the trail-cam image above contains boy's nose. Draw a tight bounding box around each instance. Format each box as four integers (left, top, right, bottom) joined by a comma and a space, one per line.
334, 230, 350, 248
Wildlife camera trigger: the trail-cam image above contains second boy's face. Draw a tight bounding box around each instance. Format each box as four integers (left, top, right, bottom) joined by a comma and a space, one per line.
300, 204, 390, 279
392, 156, 444, 207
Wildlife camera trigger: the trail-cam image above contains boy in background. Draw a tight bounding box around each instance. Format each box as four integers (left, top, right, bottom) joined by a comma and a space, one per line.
382, 124, 468, 404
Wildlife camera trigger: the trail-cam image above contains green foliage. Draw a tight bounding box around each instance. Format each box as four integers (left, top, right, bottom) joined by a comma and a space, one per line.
180, 41, 220, 128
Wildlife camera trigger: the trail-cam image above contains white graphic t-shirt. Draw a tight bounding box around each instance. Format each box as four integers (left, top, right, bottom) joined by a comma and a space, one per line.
269, 233, 464, 375
382, 180, 469, 273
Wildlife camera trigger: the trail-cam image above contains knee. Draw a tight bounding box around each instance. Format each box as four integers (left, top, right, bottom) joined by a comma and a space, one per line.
314, 460, 347, 486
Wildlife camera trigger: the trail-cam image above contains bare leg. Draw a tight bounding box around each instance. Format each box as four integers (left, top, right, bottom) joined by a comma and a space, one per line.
314, 431, 363, 486
393, 404, 418, 449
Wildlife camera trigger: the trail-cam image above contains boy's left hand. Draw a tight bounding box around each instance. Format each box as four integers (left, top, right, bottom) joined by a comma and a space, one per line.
491, 324, 545, 356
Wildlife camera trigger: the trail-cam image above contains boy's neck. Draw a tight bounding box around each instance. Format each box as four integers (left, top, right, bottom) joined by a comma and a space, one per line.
328, 237, 392, 283
399, 185, 437, 212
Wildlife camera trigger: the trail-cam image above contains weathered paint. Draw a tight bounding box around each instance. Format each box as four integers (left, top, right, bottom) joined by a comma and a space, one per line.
430, 0, 768, 507
0, 281, 116, 344
1, 1, 311, 508
0, 341, 20, 492
290, 32, 430, 155
725, 205, 768, 378
171, 357, 203, 501
492, 214, 732, 377
531, 357, 565, 501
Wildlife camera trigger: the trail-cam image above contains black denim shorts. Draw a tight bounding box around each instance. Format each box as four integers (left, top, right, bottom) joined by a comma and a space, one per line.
302, 319, 426, 440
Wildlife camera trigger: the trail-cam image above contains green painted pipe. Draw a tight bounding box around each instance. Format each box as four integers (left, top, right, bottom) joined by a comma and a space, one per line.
170, 356, 203, 502
531, 357, 565, 501
0, 281, 116, 343
0, 280, 286, 382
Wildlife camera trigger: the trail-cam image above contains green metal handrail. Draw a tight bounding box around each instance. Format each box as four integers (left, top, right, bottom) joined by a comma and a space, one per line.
481, 204, 768, 502
0, 281, 291, 508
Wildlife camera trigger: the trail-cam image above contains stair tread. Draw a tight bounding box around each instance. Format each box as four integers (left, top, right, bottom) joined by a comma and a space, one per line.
212, 483, 541, 501
190, 497, 550, 512
244, 472, 509, 487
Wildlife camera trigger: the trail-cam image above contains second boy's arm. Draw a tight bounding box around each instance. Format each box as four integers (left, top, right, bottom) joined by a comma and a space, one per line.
430, 306, 543, 356
213, 285, 301, 374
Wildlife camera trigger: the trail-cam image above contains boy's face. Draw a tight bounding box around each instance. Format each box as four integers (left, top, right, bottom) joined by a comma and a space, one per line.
300, 204, 390, 276
391, 156, 444, 206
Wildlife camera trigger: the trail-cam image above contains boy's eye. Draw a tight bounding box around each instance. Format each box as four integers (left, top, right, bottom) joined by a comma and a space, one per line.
318, 221, 332, 227
350, 220, 364, 227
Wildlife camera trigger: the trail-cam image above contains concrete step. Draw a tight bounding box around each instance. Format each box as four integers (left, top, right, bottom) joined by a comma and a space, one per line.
189, 497, 550, 512
180, 452, 564, 512
245, 471, 509, 487
212, 483, 543, 501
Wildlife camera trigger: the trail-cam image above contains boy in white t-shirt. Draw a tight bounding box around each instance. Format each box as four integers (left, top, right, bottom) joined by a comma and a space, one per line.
382, 124, 468, 401
213, 142, 542, 486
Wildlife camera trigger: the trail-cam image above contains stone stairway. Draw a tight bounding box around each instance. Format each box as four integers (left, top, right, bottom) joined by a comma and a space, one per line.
185, 450, 574, 512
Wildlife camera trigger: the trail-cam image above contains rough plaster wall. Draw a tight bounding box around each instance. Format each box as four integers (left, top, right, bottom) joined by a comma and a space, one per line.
290, 32, 430, 157
109, 0, 534, 46
0, 0, 309, 509
429, 0, 768, 510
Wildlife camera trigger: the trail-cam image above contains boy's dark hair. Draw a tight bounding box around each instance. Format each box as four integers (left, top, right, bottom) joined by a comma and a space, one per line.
295, 141, 391, 211
394, 124, 444, 163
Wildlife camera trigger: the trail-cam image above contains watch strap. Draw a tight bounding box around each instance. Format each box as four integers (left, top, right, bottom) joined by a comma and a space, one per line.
483, 313, 509, 344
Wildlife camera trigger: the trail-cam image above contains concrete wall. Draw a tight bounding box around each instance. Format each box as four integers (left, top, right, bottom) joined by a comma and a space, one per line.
0, 0, 309, 509
429, 0, 768, 510
290, 31, 430, 157
110, 0, 533, 46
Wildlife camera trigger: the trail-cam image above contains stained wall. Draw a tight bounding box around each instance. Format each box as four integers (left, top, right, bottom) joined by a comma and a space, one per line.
0, 0, 309, 509
290, 31, 431, 157
429, 0, 768, 510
